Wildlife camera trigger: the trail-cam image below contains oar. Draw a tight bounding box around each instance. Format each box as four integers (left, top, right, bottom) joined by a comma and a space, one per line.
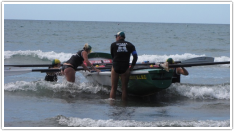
91, 57, 215, 67
36, 67, 113, 73
3, 57, 219, 76
4, 57, 214, 67
131, 57, 226, 70
127, 57, 215, 68
4, 64, 63, 67
4, 56, 214, 68
5, 61, 230, 76
92, 57, 220, 70
168, 61, 230, 68
4, 67, 113, 76
129, 61, 230, 71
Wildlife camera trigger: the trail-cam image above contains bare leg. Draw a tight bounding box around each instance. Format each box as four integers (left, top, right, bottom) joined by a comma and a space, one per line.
120, 68, 130, 101
110, 66, 119, 99
64, 68, 76, 82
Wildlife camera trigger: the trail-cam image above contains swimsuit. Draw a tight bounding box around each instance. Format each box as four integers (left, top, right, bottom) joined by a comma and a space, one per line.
63, 50, 85, 71
113, 62, 129, 74
44, 74, 58, 82
62, 65, 76, 71
172, 68, 181, 83
66, 50, 84, 69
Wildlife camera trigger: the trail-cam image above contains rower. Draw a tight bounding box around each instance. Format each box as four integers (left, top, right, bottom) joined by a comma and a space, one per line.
165, 58, 189, 83
44, 59, 62, 82
142, 58, 189, 83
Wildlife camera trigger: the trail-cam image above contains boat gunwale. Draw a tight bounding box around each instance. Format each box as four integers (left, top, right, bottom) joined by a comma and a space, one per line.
82, 68, 167, 76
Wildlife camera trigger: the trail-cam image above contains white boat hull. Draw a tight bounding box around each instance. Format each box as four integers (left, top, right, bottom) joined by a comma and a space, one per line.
81, 71, 112, 86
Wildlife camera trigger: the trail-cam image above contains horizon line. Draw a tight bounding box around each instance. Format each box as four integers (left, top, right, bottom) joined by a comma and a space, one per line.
4, 18, 230, 25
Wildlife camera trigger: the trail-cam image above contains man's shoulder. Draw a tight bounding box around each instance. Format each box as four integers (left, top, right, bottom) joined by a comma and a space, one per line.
125, 40, 134, 45
118, 40, 134, 45
126, 41, 135, 47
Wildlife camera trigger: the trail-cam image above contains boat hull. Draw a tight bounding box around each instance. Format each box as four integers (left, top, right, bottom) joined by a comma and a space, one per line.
82, 71, 112, 87
83, 52, 173, 96
125, 69, 173, 96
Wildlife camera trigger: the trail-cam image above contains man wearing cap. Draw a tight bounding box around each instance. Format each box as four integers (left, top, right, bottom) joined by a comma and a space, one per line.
110, 31, 138, 101
45, 59, 62, 82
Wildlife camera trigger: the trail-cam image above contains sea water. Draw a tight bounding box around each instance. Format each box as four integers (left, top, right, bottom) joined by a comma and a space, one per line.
3, 20, 230, 128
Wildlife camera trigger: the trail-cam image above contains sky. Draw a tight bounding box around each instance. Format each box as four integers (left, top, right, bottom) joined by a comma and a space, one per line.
3, 2, 231, 24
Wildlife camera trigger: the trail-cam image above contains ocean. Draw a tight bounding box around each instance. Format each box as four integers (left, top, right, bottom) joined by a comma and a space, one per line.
3, 20, 231, 129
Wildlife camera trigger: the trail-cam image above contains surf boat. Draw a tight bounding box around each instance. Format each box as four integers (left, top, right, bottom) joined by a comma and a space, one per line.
81, 52, 230, 96
82, 52, 174, 96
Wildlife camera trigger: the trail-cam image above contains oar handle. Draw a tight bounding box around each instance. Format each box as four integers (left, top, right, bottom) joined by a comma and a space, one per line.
32, 69, 61, 72
33, 67, 113, 73
4, 64, 66, 67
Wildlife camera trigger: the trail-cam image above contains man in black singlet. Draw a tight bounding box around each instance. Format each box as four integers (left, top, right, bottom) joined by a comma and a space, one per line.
110, 31, 138, 101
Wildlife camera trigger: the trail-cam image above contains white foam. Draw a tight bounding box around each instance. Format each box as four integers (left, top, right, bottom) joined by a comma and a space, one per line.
4, 50, 73, 62
5, 50, 230, 64
134, 53, 206, 63
4, 80, 110, 94
56, 115, 230, 127
168, 83, 230, 100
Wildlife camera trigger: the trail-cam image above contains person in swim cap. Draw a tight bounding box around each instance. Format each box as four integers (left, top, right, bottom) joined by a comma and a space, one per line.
45, 59, 62, 82
61, 43, 100, 83
52, 59, 61, 66
142, 58, 189, 83
155, 58, 189, 82
165, 58, 188, 83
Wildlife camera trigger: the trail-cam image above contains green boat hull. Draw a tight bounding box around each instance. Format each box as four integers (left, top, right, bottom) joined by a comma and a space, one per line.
119, 69, 173, 96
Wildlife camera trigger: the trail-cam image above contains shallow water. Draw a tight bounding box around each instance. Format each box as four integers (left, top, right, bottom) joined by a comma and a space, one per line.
3, 19, 230, 128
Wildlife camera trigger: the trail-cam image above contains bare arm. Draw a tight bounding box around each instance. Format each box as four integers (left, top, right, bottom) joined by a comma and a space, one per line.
82, 51, 92, 67
82, 51, 100, 72
177, 67, 189, 75
81, 63, 91, 72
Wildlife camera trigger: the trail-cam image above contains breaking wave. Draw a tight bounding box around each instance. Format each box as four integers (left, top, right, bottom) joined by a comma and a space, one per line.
4, 80, 230, 100
55, 115, 230, 127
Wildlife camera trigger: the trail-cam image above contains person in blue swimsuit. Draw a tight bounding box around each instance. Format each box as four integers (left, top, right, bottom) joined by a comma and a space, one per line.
44, 59, 62, 82
110, 31, 138, 101
62, 43, 100, 82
